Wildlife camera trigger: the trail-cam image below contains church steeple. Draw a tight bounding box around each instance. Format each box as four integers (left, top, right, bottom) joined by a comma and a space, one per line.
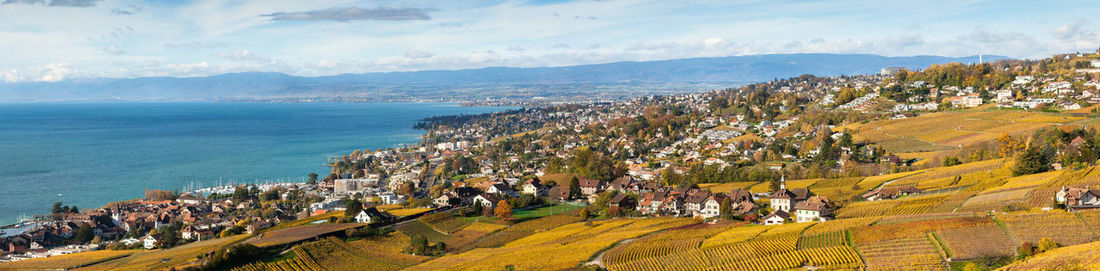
779, 173, 786, 190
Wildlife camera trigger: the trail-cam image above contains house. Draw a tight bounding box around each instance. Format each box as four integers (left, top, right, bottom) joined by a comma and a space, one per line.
607, 176, 638, 192
684, 191, 712, 216
487, 183, 518, 197
728, 188, 753, 203
378, 192, 405, 205
861, 186, 923, 201
579, 179, 605, 196
638, 191, 667, 215
793, 196, 832, 223
658, 194, 685, 216
522, 179, 548, 196
731, 201, 757, 216
434, 193, 458, 208
549, 185, 572, 200
609, 194, 636, 211
143, 235, 158, 249
354, 208, 394, 224
180, 225, 197, 240
1056, 186, 1100, 208
762, 210, 790, 225
473, 193, 503, 209
770, 178, 811, 213
699, 194, 727, 218
246, 221, 271, 234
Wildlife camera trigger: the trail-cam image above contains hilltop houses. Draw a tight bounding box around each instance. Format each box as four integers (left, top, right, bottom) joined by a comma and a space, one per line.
1056, 186, 1100, 209
861, 186, 923, 201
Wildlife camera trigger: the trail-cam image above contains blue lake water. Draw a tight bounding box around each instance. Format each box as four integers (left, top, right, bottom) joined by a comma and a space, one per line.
0, 102, 511, 225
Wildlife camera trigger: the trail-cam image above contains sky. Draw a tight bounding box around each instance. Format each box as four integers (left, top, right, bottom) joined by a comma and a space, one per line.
1, 0, 1099, 83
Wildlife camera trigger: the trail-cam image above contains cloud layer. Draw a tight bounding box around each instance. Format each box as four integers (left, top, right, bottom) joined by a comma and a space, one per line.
0, 0, 1099, 83
263, 7, 432, 21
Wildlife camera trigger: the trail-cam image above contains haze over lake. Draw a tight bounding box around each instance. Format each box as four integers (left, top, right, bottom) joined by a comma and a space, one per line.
0, 102, 512, 225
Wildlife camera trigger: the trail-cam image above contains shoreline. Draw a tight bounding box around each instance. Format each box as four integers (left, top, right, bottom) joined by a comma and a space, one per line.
0, 102, 515, 226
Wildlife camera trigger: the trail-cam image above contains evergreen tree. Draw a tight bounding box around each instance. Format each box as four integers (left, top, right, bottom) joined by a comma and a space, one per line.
569, 176, 582, 200
1013, 147, 1051, 176
307, 173, 319, 185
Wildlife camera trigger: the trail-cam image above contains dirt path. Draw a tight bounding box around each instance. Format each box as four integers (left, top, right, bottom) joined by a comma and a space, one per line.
586, 238, 636, 268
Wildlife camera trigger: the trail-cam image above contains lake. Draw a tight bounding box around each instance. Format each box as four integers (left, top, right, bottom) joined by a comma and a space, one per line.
0, 102, 512, 225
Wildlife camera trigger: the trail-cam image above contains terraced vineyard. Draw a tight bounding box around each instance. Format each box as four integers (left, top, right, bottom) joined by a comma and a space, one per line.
608, 222, 861, 271
408, 218, 691, 270
419, 212, 471, 233
300, 237, 410, 270
230, 257, 316, 271
394, 220, 450, 243
886, 159, 1005, 190
997, 210, 1098, 246
471, 210, 585, 248
806, 177, 866, 201
857, 237, 946, 270
936, 224, 1015, 259
797, 231, 847, 249
348, 231, 432, 265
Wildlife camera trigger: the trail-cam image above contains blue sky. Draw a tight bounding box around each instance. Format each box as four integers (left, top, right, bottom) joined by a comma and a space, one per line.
1, 0, 1098, 82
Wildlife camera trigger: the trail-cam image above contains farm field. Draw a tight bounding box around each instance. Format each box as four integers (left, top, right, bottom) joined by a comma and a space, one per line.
247, 222, 367, 247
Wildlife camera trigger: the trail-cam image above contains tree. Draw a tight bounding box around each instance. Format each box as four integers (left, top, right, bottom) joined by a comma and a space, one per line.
406, 235, 430, 255
434, 241, 447, 255
494, 200, 512, 219
569, 176, 582, 200
470, 203, 483, 216
74, 223, 94, 243
51, 202, 63, 214
963, 262, 980, 271
942, 156, 963, 166
1013, 147, 1052, 176
719, 198, 734, 218
344, 199, 363, 220
1018, 241, 1036, 259
998, 134, 1024, 157
578, 208, 590, 220
307, 173, 319, 185
1037, 237, 1058, 252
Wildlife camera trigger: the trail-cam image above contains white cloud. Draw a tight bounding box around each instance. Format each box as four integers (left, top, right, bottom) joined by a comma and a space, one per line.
103, 45, 124, 55
404, 50, 433, 59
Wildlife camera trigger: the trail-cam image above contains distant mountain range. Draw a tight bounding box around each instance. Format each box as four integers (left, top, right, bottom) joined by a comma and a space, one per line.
0, 53, 1008, 102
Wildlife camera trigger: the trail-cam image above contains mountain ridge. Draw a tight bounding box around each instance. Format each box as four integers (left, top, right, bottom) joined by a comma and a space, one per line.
0, 53, 1009, 102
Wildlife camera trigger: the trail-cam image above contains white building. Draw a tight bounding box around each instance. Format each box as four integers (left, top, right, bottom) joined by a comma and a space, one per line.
143, 235, 158, 249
